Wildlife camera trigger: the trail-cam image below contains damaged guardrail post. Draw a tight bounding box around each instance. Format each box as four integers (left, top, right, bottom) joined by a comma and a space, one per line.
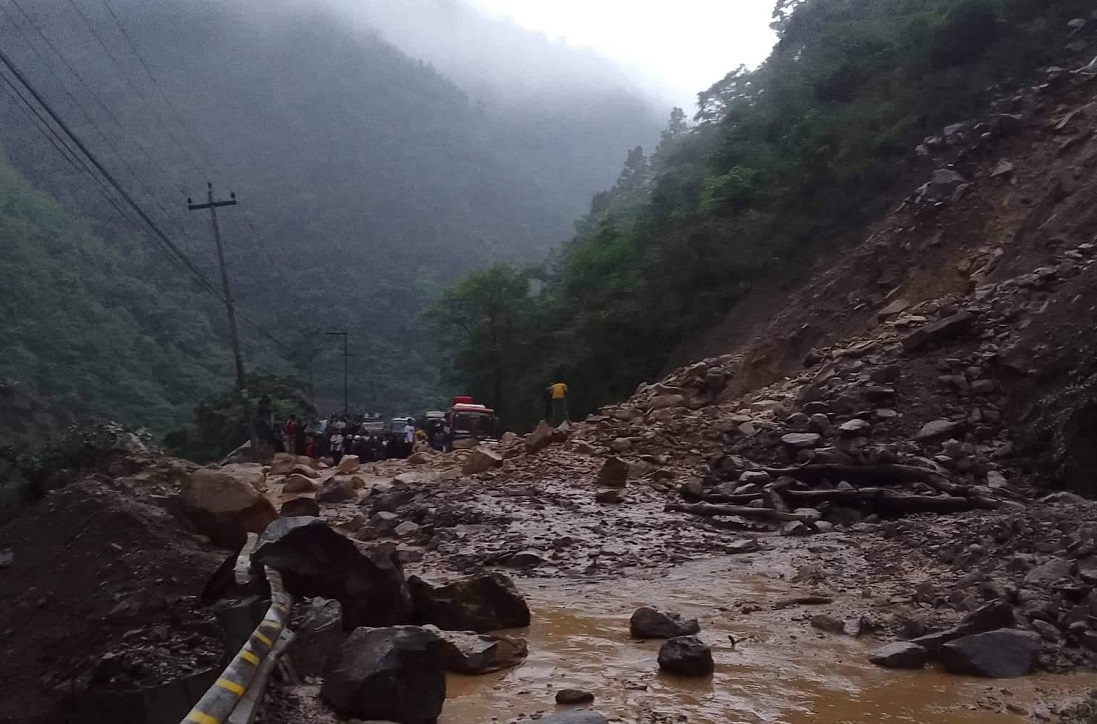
181, 568, 293, 724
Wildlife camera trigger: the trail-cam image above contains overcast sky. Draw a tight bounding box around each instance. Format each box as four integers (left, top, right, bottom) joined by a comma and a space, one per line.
466, 0, 778, 108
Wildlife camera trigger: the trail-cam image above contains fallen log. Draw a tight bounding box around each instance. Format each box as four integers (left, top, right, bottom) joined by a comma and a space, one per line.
699, 493, 765, 505
782, 488, 1000, 513
762, 464, 969, 496
665, 502, 814, 522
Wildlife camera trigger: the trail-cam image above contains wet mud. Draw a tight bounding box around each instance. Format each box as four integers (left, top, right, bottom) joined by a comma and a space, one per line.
442, 558, 1097, 723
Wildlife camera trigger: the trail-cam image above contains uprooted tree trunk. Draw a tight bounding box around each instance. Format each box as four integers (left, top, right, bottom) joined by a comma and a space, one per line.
761, 464, 972, 497
664, 502, 815, 522
781, 488, 1000, 513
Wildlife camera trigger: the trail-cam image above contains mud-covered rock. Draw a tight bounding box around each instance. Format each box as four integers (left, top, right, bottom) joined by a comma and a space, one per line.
317, 478, 356, 503
425, 625, 528, 674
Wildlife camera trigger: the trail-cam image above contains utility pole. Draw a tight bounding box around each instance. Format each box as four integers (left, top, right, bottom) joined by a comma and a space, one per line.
326, 331, 349, 416
188, 183, 258, 458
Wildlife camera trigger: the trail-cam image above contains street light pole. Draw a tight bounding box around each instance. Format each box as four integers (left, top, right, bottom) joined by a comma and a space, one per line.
326, 331, 348, 416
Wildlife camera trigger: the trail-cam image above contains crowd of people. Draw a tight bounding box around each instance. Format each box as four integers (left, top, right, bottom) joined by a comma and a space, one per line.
254, 396, 426, 462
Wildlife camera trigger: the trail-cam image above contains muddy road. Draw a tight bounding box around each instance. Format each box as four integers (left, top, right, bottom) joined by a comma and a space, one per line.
264, 452, 1097, 723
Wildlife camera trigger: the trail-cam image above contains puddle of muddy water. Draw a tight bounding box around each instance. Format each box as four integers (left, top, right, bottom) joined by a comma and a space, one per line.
441, 558, 1097, 723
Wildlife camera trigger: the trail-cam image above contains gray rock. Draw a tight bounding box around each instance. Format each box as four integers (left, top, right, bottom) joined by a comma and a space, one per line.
598, 457, 630, 488
915, 419, 962, 441
726, 539, 761, 554
902, 311, 975, 352
781, 432, 822, 449
868, 642, 928, 669
595, 489, 625, 504
292, 598, 345, 677
321, 626, 446, 723
810, 615, 846, 635
938, 629, 1041, 678
838, 419, 871, 436
409, 572, 530, 633
394, 521, 421, 538
423, 625, 528, 674
738, 470, 773, 485
555, 689, 596, 705
657, 635, 714, 677
911, 600, 1016, 654
318, 478, 356, 503
629, 606, 700, 639
1023, 557, 1074, 587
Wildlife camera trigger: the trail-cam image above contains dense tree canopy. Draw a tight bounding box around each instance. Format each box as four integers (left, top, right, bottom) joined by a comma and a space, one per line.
430, 0, 1094, 429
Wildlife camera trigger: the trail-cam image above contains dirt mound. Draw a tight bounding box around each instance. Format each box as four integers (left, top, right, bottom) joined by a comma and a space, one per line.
0, 457, 224, 724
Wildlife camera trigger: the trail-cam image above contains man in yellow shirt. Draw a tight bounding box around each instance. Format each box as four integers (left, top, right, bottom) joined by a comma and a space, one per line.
548, 381, 569, 425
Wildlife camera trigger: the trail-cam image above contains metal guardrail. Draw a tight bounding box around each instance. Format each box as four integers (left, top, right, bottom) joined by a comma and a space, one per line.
181, 564, 293, 724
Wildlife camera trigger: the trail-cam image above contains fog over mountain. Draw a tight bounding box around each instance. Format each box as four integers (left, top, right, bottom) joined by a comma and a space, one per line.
0, 0, 665, 434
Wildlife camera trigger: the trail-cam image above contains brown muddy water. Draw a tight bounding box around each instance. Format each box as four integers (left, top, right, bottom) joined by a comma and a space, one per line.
441, 557, 1097, 723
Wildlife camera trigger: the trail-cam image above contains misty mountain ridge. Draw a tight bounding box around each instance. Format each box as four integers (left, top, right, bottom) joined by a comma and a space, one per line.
0, 0, 665, 433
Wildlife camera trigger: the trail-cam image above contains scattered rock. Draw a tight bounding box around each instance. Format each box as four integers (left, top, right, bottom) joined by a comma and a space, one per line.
317, 478, 356, 503
336, 455, 361, 474
462, 448, 503, 476
902, 311, 975, 352
780, 433, 821, 449
595, 489, 625, 504
283, 474, 318, 493
424, 625, 528, 674
555, 689, 596, 705
868, 642, 929, 669
598, 457, 630, 488
915, 419, 962, 441
657, 635, 714, 677
280, 497, 321, 517
409, 572, 531, 633
629, 606, 701, 639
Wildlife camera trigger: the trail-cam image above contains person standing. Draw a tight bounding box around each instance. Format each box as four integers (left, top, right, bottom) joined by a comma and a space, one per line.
330, 429, 345, 464
549, 380, 569, 426
284, 416, 298, 455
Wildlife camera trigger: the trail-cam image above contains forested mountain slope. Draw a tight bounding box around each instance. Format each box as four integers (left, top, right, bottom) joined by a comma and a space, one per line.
432, 0, 1097, 429
0, 0, 661, 430
0, 151, 277, 437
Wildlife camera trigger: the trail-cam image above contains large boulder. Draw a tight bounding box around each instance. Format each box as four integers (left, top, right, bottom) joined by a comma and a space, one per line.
321, 626, 446, 723
180, 464, 276, 548
424, 625, 528, 674
629, 607, 700, 639
902, 311, 974, 352
911, 600, 1015, 654
410, 572, 531, 633
657, 635, 714, 677
937, 629, 1041, 678
292, 598, 345, 677
462, 448, 503, 476
253, 517, 413, 628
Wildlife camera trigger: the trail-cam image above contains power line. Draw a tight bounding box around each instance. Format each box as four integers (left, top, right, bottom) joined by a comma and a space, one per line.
98, 0, 219, 177
3, 0, 192, 236
62, 0, 205, 181
1, 41, 294, 355
0, 68, 141, 225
